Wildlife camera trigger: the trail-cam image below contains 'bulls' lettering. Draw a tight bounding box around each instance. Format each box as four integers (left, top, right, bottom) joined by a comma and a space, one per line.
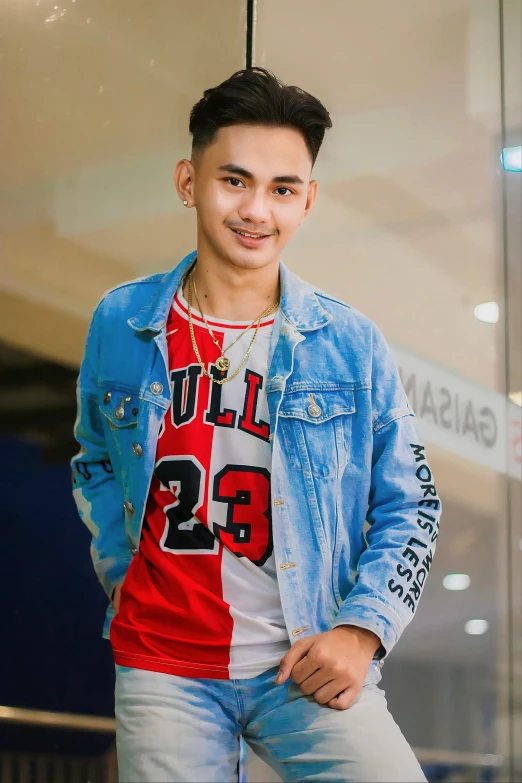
205, 365, 236, 427
170, 365, 202, 427
238, 369, 270, 442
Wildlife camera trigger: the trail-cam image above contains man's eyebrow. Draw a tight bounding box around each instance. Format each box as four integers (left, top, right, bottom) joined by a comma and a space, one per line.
218, 164, 305, 185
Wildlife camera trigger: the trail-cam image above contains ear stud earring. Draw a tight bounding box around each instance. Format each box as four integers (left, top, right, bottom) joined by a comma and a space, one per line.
183, 200, 188, 206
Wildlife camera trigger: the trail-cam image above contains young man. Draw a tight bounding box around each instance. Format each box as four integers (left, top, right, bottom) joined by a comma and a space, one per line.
72, 67, 441, 782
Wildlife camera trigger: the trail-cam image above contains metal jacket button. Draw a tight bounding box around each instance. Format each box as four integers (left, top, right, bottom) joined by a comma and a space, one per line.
130, 547, 138, 556
307, 393, 321, 418
291, 626, 310, 636
123, 500, 134, 514
104, 391, 112, 405
114, 396, 125, 419
150, 382, 163, 395
132, 443, 143, 457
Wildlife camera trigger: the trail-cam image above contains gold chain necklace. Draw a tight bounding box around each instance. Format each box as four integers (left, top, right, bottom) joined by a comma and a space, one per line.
192, 274, 278, 362
187, 271, 279, 385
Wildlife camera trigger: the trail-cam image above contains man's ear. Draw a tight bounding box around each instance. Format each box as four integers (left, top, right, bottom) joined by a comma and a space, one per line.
174, 158, 195, 207
301, 179, 318, 224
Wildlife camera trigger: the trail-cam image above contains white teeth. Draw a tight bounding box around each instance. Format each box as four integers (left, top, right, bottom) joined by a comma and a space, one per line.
234, 230, 266, 238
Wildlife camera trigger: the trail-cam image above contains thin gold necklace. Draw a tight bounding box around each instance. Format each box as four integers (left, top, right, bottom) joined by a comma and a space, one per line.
192, 274, 278, 365
186, 272, 279, 385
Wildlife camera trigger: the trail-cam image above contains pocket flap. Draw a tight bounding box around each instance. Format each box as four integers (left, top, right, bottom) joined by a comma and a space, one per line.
279, 388, 355, 423
98, 388, 140, 428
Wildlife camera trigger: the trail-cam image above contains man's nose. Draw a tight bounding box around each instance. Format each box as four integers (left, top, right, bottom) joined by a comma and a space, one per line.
238, 190, 272, 226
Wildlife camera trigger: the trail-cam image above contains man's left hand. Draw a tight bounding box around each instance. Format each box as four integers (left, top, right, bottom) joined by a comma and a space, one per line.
275, 626, 381, 711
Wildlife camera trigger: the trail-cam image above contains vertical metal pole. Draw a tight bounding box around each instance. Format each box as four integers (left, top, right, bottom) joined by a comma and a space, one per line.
246, 0, 256, 68
497, 1, 515, 780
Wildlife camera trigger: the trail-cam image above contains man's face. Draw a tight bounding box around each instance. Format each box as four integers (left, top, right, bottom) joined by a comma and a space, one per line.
178, 124, 317, 272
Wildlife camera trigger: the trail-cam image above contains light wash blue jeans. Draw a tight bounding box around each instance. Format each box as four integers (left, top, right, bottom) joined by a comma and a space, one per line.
115, 663, 427, 782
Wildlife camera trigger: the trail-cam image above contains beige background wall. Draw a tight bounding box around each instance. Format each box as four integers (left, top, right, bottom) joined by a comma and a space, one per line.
1, 0, 245, 366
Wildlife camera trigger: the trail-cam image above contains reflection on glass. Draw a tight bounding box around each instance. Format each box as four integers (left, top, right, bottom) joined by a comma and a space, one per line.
500, 145, 522, 171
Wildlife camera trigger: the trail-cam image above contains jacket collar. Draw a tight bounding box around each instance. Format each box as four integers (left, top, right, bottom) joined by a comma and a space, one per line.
279, 261, 333, 331
128, 249, 332, 333
128, 250, 197, 333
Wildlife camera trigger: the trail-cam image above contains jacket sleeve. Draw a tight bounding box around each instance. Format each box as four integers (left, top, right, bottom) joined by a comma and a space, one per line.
70, 302, 132, 600
332, 323, 442, 660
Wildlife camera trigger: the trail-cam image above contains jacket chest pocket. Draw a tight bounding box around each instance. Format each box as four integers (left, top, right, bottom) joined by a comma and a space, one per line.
277, 388, 356, 477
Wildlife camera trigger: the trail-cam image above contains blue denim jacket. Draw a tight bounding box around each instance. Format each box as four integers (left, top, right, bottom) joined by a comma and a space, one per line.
71, 249, 441, 681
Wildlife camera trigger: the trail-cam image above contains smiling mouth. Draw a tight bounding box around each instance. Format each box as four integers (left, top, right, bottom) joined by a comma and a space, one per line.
229, 228, 272, 238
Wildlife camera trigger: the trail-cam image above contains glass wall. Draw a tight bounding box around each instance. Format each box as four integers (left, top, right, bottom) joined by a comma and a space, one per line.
246, 0, 521, 780
1, 1, 520, 781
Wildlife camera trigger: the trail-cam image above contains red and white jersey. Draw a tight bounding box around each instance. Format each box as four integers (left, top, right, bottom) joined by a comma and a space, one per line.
110, 282, 291, 679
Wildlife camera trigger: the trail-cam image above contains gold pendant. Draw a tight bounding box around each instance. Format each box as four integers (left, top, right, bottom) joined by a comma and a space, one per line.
215, 355, 230, 372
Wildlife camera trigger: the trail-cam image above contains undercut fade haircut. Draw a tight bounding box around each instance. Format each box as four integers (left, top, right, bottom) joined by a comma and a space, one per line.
189, 67, 332, 169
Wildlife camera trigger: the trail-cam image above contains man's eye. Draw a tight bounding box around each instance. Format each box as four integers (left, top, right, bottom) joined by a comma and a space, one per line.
225, 178, 292, 196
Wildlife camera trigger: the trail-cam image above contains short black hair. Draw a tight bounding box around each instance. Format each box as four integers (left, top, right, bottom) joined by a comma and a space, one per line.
189, 67, 332, 169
